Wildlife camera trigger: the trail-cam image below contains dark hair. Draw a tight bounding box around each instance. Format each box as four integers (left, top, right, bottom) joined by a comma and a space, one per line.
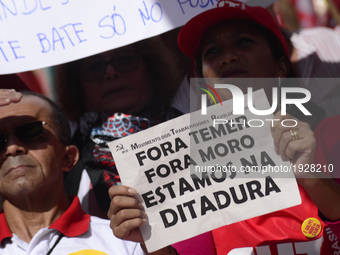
195, 20, 296, 78
20, 91, 71, 145
54, 36, 183, 121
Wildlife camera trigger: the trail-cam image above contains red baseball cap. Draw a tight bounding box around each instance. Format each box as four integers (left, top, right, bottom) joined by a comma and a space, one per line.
178, 0, 288, 60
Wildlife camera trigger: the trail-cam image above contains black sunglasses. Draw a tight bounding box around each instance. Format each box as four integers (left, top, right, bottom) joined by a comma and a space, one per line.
0, 121, 68, 151
79, 50, 140, 82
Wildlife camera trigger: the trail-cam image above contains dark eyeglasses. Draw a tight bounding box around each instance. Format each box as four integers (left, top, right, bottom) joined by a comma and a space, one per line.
79, 50, 140, 82
0, 121, 68, 151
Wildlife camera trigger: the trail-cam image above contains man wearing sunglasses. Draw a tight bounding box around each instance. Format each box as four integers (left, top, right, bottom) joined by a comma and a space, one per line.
0, 90, 178, 255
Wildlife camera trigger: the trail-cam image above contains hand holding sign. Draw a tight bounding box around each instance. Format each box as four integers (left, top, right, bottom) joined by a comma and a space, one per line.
108, 185, 181, 255
271, 111, 316, 175
108, 185, 146, 243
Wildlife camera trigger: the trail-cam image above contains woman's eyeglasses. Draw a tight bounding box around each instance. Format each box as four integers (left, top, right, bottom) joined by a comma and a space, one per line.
79, 50, 140, 82
0, 121, 68, 151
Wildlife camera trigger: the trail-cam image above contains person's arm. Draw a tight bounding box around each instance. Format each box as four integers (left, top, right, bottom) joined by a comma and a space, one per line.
271, 112, 340, 222
108, 185, 179, 255
0, 89, 22, 106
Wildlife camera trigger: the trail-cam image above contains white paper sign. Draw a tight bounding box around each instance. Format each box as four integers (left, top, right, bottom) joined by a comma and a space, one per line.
108, 89, 301, 252
0, 0, 218, 74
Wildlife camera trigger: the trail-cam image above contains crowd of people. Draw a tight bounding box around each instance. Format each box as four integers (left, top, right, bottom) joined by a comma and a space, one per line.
1, 0, 340, 254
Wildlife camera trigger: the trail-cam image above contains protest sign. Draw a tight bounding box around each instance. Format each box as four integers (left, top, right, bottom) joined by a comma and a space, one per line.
0, 0, 218, 74
108, 89, 301, 252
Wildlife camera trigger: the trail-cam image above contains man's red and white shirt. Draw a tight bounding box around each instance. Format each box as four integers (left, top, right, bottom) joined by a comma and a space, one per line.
0, 197, 144, 255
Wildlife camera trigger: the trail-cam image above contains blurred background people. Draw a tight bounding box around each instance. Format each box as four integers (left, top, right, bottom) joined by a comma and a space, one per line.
53, 35, 184, 218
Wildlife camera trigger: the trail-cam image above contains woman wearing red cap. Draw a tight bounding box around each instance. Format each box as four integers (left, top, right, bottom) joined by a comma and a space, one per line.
108, 1, 340, 254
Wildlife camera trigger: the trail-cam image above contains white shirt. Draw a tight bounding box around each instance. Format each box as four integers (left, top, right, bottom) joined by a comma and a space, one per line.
0, 197, 144, 255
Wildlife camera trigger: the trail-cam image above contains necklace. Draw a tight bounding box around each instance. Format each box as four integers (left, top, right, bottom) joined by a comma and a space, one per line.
46, 233, 64, 255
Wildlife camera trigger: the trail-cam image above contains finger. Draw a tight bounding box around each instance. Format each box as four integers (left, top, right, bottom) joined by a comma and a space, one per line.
271, 113, 300, 153
113, 208, 147, 228
0, 89, 22, 106
108, 185, 136, 199
271, 111, 284, 131
272, 118, 299, 137
285, 141, 300, 161
111, 209, 147, 239
279, 128, 305, 161
285, 130, 316, 163
108, 195, 142, 216
112, 218, 145, 240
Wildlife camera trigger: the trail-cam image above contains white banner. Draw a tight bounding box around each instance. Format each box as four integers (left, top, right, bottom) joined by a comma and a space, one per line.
108, 89, 301, 252
0, 0, 218, 74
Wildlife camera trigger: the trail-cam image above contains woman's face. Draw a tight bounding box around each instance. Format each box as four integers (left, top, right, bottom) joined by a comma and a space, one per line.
200, 21, 288, 100
79, 45, 154, 115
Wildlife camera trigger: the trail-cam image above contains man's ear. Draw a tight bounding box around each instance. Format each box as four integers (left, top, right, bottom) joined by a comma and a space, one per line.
61, 145, 79, 172
276, 56, 290, 78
